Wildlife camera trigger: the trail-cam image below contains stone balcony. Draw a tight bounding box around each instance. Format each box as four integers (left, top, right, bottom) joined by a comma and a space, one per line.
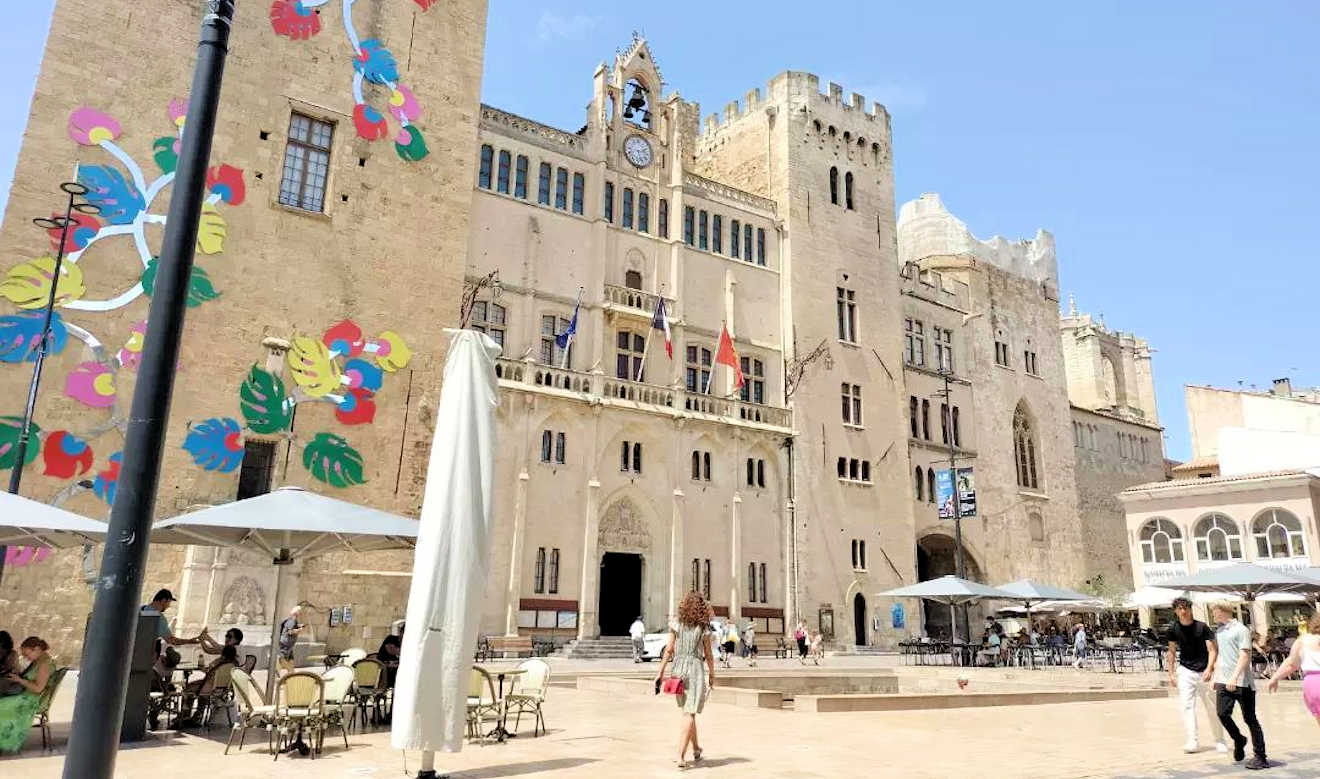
602, 283, 674, 321
495, 357, 793, 433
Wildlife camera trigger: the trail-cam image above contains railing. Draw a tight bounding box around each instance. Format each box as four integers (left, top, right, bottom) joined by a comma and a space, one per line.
682, 172, 777, 214
480, 105, 585, 152
602, 284, 673, 317
494, 357, 791, 431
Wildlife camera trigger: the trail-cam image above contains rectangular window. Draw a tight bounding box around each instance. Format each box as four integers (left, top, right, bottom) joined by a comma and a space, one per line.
746, 458, 755, 487
554, 432, 566, 464
604, 181, 615, 223
842, 383, 862, 426
995, 340, 1010, 368
1024, 350, 1038, 376
540, 430, 553, 462
616, 330, 645, 381
555, 167, 568, 210
279, 113, 334, 212
749, 562, 757, 603
757, 228, 766, 265
236, 440, 277, 499
621, 186, 633, 228
540, 314, 572, 367
637, 192, 650, 233
730, 219, 741, 258
548, 548, 560, 593
712, 215, 723, 253
941, 402, 949, 444
683, 206, 695, 246
685, 344, 712, 393
703, 559, 711, 600
909, 396, 919, 438
514, 154, 528, 198
691, 558, 700, 593
904, 318, 926, 367
537, 162, 551, 204
698, 210, 708, 250
477, 144, 493, 190
659, 198, 669, 238
744, 223, 753, 261
572, 172, 584, 214
759, 563, 767, 604
837, 287, 857, 342
921, 399, 931, 440
703, 452, 711, 481
469, 301, 506, 348
935, 327, 953, 372
534, 547, 546, 594
739, 357, 765, 404
496, 149, 511, 193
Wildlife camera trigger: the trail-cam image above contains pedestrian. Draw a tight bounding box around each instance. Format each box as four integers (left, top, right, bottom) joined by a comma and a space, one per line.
1164, 596, 1226, 754
718, 622, 736, 669
1267, 610, 1320, 731
629, 615, 646, 663
1072, 622, 1088, 669
277, 606, 303, 674
1210, 602, 1269, 769
743, 622, 758, 667
653, 591, 715, 769
794, 621, 808, 661
809, 629, 824, 664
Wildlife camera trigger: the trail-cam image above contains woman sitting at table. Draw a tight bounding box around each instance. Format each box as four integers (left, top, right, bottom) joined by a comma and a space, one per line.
0, 637, 55, 754
177, 645, 238, 725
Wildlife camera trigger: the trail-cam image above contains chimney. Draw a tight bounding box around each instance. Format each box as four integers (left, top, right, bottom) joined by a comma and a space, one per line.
1273, 377, 1293, 397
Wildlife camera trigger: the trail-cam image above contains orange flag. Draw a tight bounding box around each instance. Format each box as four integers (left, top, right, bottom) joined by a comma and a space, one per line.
715, 324, 745, 389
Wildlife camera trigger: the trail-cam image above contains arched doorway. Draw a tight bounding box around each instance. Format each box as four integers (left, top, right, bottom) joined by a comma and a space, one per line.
916, 534, 982, 640
596, 494, 652, 636
853, 593, 867, 646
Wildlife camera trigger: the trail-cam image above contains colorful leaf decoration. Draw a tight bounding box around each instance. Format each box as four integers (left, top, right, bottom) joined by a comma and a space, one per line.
93, 452, 122, 506
353, 104, 389, 141
48, 212, 101, 254
68, 107, 122, 145
334, 388, 376, 426
117, 320, 147, 370
388, 86, 421, 124
342, 358, 383, 392
205, 164, 246, 206
0, 311, 68, 363
239, 365, 293, 434
412, 0, 436, 9
168, 97, 188, 129
196, 204, 227, 254
152, 136, 179, 174
353, 39, 399, 85
303, 432, 365, 488
0, 256, 86, 309
287, 336, 341, 397
42, 431, 94, 478
140, 258, 221, 308
372, 331, 412, 372
65, 361, 117, 408
0, 416, 41, 470
182, 417, 244, 473
323, 320, 365, 357
78, 164, 145, 225
270, 0, 322, 40
394, 126, 429, 162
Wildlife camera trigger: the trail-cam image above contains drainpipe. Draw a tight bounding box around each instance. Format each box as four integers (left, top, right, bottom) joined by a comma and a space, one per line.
784, 434, 799, 637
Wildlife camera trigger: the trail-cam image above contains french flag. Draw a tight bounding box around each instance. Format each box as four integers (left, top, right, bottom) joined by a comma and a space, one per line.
651, 297, 672, 359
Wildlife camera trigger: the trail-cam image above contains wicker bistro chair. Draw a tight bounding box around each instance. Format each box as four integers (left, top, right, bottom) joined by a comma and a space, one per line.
271, 671, 326, 760
225, 668, 275, 755
319, 665, 355, 751
504, 659, 550, 737
195, 662, 236, 729
30, 666, 69, 751
466, 666, 501, 744
348, 658, 386, 730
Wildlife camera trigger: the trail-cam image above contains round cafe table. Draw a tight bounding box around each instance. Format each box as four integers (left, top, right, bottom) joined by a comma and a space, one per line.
482, 667, 526, 742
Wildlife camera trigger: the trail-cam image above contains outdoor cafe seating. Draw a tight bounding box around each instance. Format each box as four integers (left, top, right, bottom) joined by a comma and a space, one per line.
467, 659, 552, 743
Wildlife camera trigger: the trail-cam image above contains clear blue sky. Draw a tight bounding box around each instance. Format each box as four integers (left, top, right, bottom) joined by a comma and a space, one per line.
3, 1, 1317, 461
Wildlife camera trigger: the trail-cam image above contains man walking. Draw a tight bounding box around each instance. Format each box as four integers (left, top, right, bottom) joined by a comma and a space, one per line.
628, 615, 646, 663
1072, 622, 1088, 669
1165, 597, 1226, 754
1210, 603, 1269, 769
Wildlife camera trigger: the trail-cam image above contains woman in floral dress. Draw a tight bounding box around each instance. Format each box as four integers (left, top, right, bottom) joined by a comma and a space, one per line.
0, 637, 55, 754
653, 592, 716, 769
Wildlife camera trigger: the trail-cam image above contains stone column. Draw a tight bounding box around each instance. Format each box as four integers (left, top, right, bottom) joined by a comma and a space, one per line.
577, 479, 603, 640
783, 497, 796, 637
729, 493, 742, 625
668, 488, 685, 624
503, 470, 530, 636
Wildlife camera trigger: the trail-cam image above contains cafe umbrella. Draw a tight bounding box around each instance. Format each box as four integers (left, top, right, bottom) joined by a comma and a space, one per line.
878, 575, 1019, 651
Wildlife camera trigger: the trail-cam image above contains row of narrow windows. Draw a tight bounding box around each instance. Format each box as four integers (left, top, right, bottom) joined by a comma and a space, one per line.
688, 559, 771, 605
828, 166, 855, 209
478, 144, 586, 214
812, 119, 883, 167
682, 206, 768, 266
908, 396, 962, 446
688, 450, 766, 488
603, 181, 668, 237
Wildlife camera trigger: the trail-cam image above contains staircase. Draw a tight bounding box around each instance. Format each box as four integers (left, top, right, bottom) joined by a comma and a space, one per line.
557, 636, 638, 660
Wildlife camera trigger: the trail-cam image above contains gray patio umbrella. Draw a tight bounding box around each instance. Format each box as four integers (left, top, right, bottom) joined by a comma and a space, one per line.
0, 492, 106, 586
152, 486, 419, 698
995, 579, 1094, 640
879, 575, 1018, 641
1158, 563, 1320, 602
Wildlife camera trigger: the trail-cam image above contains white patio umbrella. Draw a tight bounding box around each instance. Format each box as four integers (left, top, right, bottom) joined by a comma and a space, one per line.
0, 491, 107, 548
1124, 586, 1219, 609
152, 485, 419, 698
391, 330, 501, 774
1158, 562, 1320, 602
879, 575, 1019, 642
995, 579, 1093, 639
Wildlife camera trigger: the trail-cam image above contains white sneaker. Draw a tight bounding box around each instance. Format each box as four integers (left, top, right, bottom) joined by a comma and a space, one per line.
1183, 742, 1199, 754
1215, 742, 1229, 754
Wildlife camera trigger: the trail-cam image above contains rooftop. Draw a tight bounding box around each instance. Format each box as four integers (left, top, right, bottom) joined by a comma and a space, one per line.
1121, 468, 1317, 494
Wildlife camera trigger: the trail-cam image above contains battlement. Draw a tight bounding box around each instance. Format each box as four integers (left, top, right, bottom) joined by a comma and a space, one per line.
897, 193, 1058, 288
1061, 297, 1151, 353
697, 70, 889, 142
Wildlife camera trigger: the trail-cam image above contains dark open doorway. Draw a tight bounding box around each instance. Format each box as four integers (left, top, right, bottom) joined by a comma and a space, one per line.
598, 552, 642, 636
853, 593, 867, 646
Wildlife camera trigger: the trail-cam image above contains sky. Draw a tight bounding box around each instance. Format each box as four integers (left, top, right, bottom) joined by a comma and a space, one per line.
2, 1, 1318, 461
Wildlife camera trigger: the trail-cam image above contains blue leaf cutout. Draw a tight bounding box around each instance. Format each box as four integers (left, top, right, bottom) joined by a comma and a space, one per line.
0, 311, 68, 363
353, 39, 399, 85
78, 165, 145, 225
182, 417, 244, 473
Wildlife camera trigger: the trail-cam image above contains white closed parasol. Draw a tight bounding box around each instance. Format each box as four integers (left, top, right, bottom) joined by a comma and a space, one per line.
391, 330, 501, 773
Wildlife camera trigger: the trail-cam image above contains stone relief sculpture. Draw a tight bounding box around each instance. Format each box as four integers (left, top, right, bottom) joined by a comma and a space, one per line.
219, 575, 268, 625
598, 496, 651, 552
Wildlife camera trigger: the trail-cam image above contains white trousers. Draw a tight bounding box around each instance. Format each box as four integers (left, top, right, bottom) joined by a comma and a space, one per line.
1177, 664, 1224, 745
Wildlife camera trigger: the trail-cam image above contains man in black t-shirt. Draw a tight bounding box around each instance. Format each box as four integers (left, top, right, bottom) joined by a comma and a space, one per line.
1165, 596, 1226, 754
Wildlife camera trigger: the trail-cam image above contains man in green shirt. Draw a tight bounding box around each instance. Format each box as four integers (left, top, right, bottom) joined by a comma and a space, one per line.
1210, 603, 1269, 770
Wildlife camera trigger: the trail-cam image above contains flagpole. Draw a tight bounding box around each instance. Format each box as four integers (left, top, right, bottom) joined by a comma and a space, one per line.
561, 287, 582, 370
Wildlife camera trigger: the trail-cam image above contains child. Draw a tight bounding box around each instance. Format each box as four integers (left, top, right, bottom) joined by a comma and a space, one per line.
809, 630, 824, 665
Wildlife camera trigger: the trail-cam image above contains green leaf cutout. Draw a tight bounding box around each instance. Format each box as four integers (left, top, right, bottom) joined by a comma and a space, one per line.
302, 432, 365, 488
239, 365, 293, 435
0, 415, 41, 470
152, 137, 178, 174
141, 258, 220, 308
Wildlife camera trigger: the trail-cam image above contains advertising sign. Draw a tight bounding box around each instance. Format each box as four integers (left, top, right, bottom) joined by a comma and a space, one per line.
936, 468, 957, 519
956, 467, 976, 517
937, 467, 977, 519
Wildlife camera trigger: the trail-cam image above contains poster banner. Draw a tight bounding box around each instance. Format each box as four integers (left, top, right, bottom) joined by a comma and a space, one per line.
956, 466, 976, 517
936, 468, 956, 519
937, 467, 977, 519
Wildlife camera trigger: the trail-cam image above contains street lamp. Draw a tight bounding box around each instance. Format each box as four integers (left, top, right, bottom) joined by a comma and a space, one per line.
0, 182, 99, 584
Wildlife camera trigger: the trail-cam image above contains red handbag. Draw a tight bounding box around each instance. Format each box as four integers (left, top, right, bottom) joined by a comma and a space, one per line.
661, 676, 685, 695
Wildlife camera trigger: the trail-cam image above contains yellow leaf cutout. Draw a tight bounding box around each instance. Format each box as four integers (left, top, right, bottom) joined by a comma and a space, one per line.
375, 331, 413, 373
0, 256, 86, 309
196, 203, 226, 255
287, 336, 341, 398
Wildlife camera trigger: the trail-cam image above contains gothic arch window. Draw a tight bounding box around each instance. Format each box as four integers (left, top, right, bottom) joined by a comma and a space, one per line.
1139, 518, 1184, 563
914, 467, 923, 501
1252, 509, 1306, 559
844, 171, 854, 210
829, 167, 839, 205
1101, 356, 1118, 407
1193, 513, 1243, 562
1012, 401, 1040, 490
927, 469, 935, 504
623, 77, 652, 128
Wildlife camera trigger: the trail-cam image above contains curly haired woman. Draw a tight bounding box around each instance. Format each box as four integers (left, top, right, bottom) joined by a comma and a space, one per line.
653, 591, 716, 769
0, 637, 54, 753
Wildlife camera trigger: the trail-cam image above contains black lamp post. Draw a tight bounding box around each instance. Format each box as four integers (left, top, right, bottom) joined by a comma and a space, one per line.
0, 182, 99, 586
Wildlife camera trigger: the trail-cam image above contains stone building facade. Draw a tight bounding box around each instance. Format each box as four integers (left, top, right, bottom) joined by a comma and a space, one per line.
0, 0, 488, 661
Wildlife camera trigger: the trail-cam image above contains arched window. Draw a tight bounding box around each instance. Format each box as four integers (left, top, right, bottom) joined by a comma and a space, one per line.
844, 171, 854, 210
540, 430, 552, 462
927, 469, 935, 504
1139, 518, 1184, 564
829, 167, 839, 205
838, 457, 847, 478
1193, 513, 1243, 562
478, 144, 493, 189
691, 450, 701, 480
496, 149, 511, 193
914, 467, 923, 501
1013, 402, 1040, 490
1252, 509, 1306, 559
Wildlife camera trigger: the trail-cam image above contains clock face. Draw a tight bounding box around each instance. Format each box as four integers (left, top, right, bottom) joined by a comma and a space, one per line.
624, 135, 653, 168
